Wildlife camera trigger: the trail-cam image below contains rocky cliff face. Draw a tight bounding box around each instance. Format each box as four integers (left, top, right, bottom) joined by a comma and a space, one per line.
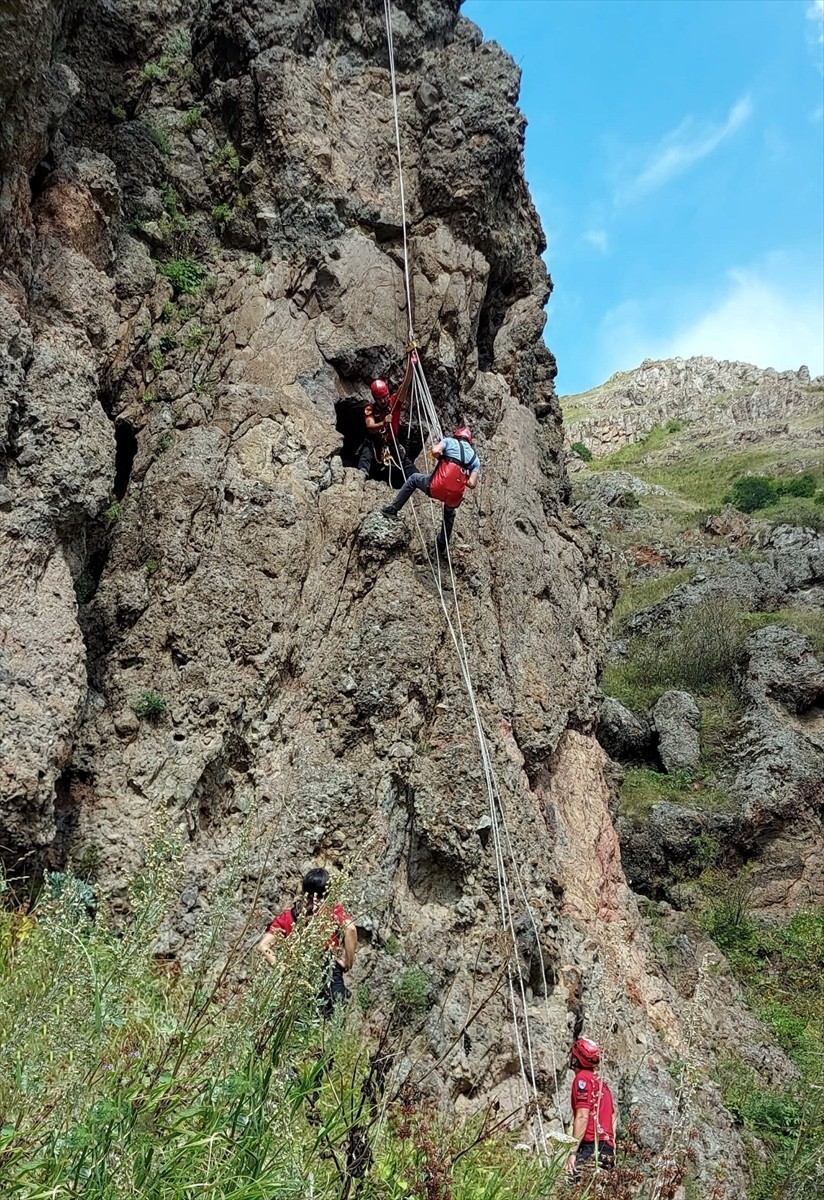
565, 355, 822, 458
0, 2, 790, 1192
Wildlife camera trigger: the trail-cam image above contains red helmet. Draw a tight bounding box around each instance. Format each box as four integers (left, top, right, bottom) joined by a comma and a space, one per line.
453, 425, 473, 441
571, 1037, 601, 1069
370, 379, 390, 401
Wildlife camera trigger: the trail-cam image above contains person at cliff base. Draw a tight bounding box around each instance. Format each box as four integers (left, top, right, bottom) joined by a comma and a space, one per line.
257, 868, 357, 1015
381, 425, 480, 555
565, 1036, 617, 1181
358, 369, 415, 483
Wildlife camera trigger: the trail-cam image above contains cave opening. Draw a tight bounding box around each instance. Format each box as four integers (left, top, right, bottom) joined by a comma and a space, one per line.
113, 420, 137, 499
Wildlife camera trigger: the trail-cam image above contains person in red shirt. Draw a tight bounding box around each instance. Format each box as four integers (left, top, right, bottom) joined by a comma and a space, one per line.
566, 1037, 617, 1180
257, 868, 357, 1014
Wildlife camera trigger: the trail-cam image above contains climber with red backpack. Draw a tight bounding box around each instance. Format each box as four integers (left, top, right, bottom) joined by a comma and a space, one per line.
381, 425, 480, 554
566, 1037, 617, 1181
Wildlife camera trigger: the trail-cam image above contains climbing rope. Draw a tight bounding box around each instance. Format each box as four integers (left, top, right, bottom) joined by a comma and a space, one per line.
383, 0, 416, 345
381, 0, 566, 1157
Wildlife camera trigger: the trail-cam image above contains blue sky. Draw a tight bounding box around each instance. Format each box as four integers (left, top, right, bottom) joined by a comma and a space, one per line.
463, 0, 824, 395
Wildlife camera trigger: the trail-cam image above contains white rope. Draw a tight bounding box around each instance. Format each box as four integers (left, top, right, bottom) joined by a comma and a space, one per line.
383, 0, 415, 344
380, 0, 567, 1156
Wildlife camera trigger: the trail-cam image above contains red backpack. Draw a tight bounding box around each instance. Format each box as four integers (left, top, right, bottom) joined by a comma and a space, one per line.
429, 439, 473, 508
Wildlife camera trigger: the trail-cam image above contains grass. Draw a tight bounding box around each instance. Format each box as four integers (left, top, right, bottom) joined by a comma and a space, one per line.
613, 567, 694, 629
703, 905, 824, 1199
742, 608, 824, 658
618, 767, 730, 821
603, 595, 748, 710
591, 428, 823, 514
0, 858, 569, 1200
131, 690, 167, 721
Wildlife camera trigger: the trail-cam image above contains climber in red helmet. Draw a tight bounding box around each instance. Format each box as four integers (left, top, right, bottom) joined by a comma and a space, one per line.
566, 1037, 617, 1181
381, 424, 480, 555
358, 365, 415, 482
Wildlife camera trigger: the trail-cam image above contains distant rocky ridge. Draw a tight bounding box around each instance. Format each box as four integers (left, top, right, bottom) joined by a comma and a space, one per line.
564, 355, 822, 457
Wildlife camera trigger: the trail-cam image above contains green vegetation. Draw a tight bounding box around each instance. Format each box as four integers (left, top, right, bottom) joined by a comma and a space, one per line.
724, 472, 818, 514
604, 594, 747, 710
391, 965, 433, 1017
0, 859, 567, 1199
110, 104, 127, 122
131, 690, 167, 721
159, 331, 178, 353
145, 120, 172, 155
214, 143, 240, 172
159, 257, 208, 295
144, 559, 160, 577
104, 501, 123, 522
211, 201, 235, 231
153, 431, 173, 460
741, 608, 824, 658
149, 348, 165, 372
184, 324, 207, 351
613, 567, 694, 628
140, 59, 171, 85
593, 427, 823, 520
705, 906, 824, 1199
619, 767, 730, 821
570, 440, 593, 462
182, 104, 203, 132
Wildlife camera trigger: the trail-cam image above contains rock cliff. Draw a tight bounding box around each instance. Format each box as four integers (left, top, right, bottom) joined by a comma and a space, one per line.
0, 1, 795, 1192
565, 354, 822, 458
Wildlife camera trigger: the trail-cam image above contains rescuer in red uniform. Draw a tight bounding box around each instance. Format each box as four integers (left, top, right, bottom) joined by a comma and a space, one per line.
566, 1037, 617, 1180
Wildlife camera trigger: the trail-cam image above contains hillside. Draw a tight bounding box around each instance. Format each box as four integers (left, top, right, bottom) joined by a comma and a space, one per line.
562, 357, 824, 1198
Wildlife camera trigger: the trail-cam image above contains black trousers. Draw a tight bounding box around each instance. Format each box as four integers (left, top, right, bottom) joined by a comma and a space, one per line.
319, 962, 349, 1018
357, 439, 415, 482
573, 1141, 615, 1175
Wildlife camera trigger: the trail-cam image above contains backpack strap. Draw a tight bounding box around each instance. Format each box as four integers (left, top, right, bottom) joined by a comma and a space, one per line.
445, 438, 472, 472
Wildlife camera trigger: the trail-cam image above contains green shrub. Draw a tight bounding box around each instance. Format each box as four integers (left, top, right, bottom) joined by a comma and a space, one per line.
214, 143, 240, 172
211, 202, 235, 232
110, 104, 127, 122
144, 558, 160, 577
160, 256, 207, 295
131, 690, 167, 721
182, 104, 203, 132
570, 440, 593, 462
145, 120, 172, 155
392, 966, 432, 1016
149, 348, 165, 372
725, 474, 777, 513
104, 501, 122, 522
140, 61, 168, 84
159, 331, 177, 353
776, 472, 816, 498
664, 418, 684, 433
153, 431, 173, 460
184, 325, 207, 351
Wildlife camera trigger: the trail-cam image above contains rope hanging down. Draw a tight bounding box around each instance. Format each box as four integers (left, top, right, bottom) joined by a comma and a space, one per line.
383, 0, 415, 346
381, 1, 565, 1156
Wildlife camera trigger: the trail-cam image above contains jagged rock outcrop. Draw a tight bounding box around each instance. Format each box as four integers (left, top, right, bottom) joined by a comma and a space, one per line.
564, 355, 823, 456
0, 1, 794, 1191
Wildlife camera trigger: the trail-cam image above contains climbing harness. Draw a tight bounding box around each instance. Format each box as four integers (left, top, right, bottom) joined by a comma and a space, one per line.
380, 0, 565, 1159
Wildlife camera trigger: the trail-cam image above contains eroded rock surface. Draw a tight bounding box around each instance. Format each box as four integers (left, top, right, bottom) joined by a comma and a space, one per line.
0, 1, 792, 1191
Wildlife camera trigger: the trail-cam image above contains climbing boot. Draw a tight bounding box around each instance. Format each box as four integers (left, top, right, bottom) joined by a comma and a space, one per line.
382, 505, 399, 520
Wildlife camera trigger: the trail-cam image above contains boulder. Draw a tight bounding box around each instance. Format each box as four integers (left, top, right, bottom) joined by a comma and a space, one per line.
652, 690, 701, 772
597, 696, 655, 763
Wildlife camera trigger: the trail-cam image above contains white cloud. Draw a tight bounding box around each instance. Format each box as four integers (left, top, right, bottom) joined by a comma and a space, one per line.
616, 96, 753, 203
582, 228, 609, 253
598, 263, 824, 380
